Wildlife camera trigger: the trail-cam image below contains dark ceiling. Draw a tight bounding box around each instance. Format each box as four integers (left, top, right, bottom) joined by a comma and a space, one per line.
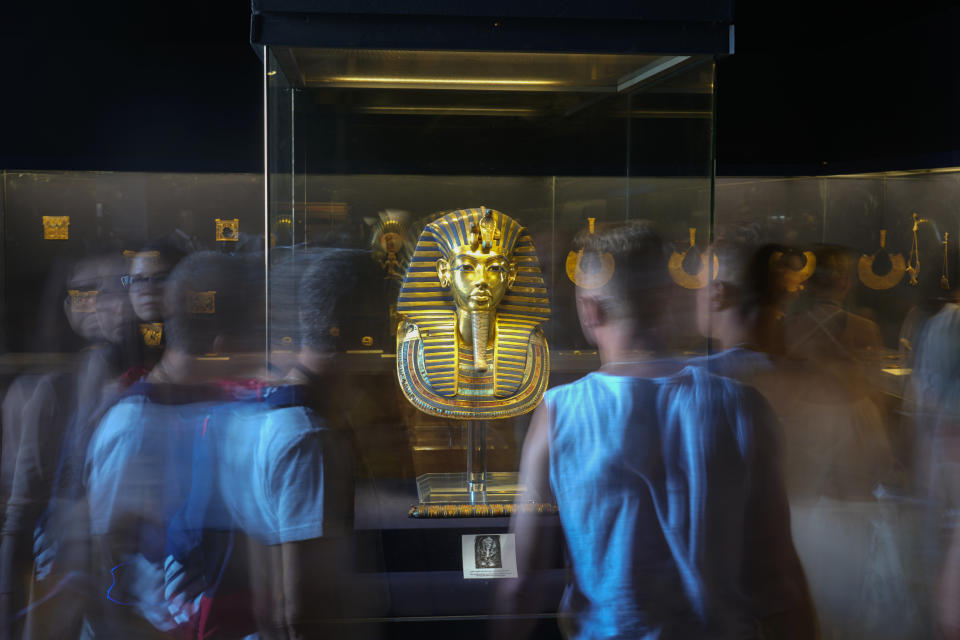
0, 0, 958, 175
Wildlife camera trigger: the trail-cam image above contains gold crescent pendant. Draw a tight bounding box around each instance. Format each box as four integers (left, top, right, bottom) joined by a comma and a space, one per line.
773, 250, 817, 292
565, 249, 615, 289
565, 217, 615, 289
858, 230, 906, 290
858, 253, 906, 290
668, 228, 718, 290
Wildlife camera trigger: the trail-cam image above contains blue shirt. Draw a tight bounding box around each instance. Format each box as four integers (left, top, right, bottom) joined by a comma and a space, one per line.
210, 400, 351, 545
546, 366, 802, 639
84, 384, 352, 633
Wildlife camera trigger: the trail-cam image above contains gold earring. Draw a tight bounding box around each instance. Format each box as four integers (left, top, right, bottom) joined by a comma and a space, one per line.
906, 212, 929, 286
772, 250, 816, 292
858, 229, 906, 290
668, 228, 718, 290
565, 218, 614, 289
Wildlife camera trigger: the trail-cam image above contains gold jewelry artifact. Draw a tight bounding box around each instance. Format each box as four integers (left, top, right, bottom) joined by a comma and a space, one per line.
906, 212, 929, 286
565, 218, 615, 289
139, 322, 164, 347
215, 218, 239, 242
668, 228, 717, 289
187, 290, 216, 314
771, 249, 816, 292
396, 207, 550, 419
67, 289, 97, 313
370, 209, 412, 281
858, 229, 906, 290
942, 232, 951, 290
42, 216, 69, 240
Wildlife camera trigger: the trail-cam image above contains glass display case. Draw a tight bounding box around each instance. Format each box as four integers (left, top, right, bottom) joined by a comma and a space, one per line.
265, 47, 714, 504
253, 8, 729, 631
263, 46, 718, 512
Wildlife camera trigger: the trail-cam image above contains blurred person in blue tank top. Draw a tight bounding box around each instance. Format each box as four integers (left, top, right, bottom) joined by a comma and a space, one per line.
497, 221, 815, 639
695, 238, 908, 639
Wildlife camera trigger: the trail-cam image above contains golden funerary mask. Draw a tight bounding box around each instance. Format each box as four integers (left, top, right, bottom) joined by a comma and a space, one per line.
396, 207, 550, 419
369, 210, 412, 281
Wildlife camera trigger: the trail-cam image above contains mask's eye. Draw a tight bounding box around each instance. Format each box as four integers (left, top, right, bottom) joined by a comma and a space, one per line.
487, 264, 502, 273
457, 263, 474, 272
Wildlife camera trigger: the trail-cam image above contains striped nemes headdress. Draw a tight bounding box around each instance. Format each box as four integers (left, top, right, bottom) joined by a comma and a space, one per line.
397, 207, 550, 398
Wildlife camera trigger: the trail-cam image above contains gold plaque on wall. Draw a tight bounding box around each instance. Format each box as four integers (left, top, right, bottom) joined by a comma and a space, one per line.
67, 289, 97, 313
188, 290, 216, 314
42, 216, 70, 240
215, 218, 239, 242
139, 322, 164, 347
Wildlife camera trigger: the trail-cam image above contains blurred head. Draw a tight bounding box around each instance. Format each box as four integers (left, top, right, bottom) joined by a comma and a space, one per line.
573, 220, 670, 348
807, 244, 855, 303
93, 254, 133, 345
127, 242, 186, 322
695, 240, 779, 340
64, 257, 105, 342
299, 248, 374, 354
163, 252, 264, 356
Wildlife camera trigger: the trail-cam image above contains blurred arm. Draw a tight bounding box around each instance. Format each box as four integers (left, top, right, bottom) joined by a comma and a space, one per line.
492, 401, 559, 639
739, 389, 818, 640
271, 420, 355, 639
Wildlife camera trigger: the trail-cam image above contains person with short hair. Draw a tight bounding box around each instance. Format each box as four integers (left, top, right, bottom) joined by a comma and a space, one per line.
500, 221, 814, 639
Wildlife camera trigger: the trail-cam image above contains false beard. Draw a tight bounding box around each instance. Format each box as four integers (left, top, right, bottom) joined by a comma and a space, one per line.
471, 310, 490, 372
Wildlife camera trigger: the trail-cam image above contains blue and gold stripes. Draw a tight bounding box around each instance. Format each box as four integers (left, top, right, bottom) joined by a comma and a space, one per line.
417, 312, 458, 397
396, 331, 549, 420
395, 208, 551, 418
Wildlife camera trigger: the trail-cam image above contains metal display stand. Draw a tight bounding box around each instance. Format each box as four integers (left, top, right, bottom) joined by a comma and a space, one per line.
415, 420, 523, 505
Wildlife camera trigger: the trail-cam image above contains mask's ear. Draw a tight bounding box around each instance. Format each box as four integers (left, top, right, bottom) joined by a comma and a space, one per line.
436, 258, 451, 287
506, 261, 518, 289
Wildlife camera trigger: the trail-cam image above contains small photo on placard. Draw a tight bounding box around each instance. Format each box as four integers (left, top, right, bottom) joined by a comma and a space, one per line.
462, 533, 518, 579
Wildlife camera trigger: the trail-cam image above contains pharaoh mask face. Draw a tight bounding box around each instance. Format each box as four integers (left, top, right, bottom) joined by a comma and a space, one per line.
434, 210, 519, 369
437, 251, 517, 312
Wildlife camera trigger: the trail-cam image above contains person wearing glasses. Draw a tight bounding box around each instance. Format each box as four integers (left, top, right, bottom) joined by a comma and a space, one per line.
123, 242, 185, 325
2, 253, 138, 639
118, 242, 185, 385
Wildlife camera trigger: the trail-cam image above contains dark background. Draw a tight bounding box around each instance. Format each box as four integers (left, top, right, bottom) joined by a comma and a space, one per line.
0, 1, 959, 175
